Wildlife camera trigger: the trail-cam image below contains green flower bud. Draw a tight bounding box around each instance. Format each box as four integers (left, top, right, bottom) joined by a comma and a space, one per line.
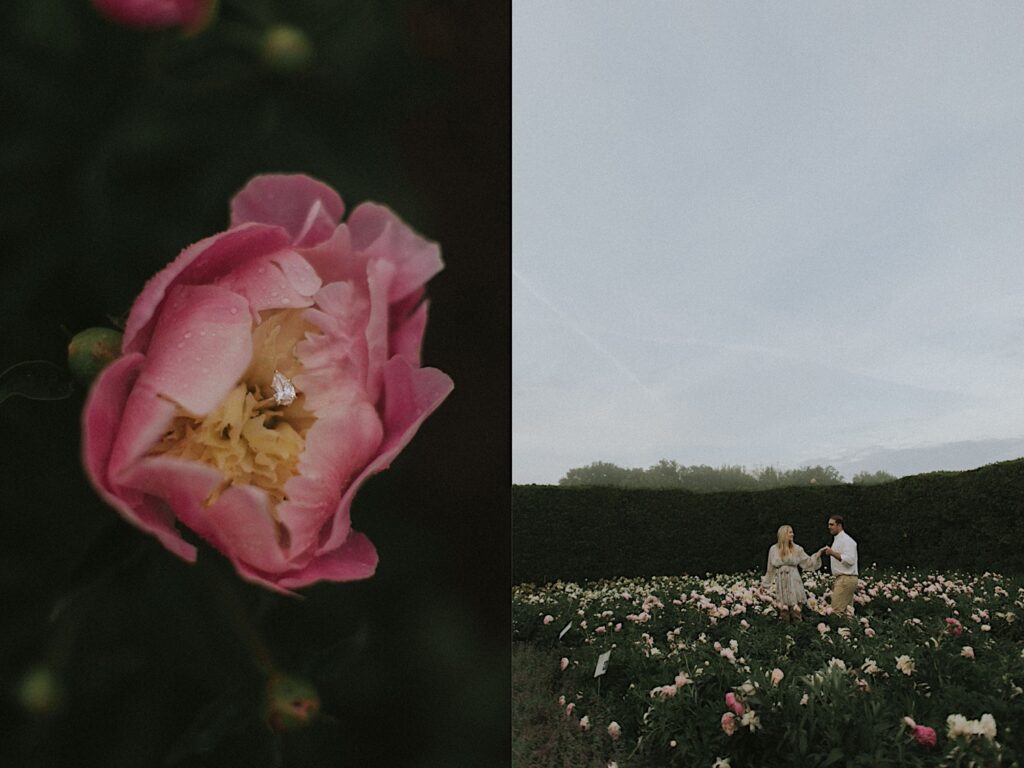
261, 25, 313, 73
68, 327, 123, 386
265, 673, 320, 732
17, 667, 64, 715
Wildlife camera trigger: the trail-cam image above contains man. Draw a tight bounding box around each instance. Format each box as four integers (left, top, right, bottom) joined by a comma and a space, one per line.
821, 515, 858, 616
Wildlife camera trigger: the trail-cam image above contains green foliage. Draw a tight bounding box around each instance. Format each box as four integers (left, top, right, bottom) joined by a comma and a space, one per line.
852, 470, 898, 485
559, 460, 846, 491
514, 459, 1024, 584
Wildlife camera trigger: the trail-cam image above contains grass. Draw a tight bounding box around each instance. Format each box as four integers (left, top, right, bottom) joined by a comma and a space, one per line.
512, 642, 624, 768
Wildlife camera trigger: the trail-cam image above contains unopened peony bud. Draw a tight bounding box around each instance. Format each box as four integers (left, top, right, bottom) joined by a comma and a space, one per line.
265, 673, 320, 732
261, 26, 313, 72
68, 328, 122, 385
17, 667, 64, 715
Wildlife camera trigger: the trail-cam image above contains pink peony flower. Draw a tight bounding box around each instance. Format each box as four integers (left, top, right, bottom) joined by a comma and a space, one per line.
913, 725, 937, 748
721, 712, 737, 735
725, 692, 745, 716
560, 657, 569, 671
92, 0, 212, 30
82, 174, 452, 593
607, 721, 621, 740
543, 615, 554, 625
770, 667, 784, 687
945, 617, 963, 636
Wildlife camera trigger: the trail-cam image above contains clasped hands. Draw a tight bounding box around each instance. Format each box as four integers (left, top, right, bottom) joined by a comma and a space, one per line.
818, 546, 839, 559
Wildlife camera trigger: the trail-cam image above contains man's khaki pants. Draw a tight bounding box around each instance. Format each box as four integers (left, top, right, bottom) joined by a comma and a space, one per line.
831, 574, 858, 615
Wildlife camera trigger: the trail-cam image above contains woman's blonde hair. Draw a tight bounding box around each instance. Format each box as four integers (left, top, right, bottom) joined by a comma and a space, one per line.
776, 525, 794, 557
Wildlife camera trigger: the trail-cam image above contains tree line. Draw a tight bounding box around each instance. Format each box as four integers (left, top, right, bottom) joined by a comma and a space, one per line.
557, 460, 896, 492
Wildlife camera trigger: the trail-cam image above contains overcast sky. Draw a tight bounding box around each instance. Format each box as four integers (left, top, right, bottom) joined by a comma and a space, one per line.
513, 2, 1024, 484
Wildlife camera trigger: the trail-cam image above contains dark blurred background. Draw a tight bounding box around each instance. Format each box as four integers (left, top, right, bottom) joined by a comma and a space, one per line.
0, 1, 509, 765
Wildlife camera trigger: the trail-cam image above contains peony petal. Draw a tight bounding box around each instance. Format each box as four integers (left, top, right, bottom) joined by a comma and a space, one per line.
389, 297, 429, 367
123, 224, 290, 355
364, 257, 396, 402
107, 385, 179, 483
272, 250, 323, 297
318, 357, 453, 552
296, 224, 364, 286
276, 400, 383, 560
204, 485, 292, 573
275, 531, 378, 589
217, 251, 320, 317
135, 283, 252, 416
117, 455, 222, 543
230, 175, 345, 247
82, 354, 196, 562
347, 203, 443, 303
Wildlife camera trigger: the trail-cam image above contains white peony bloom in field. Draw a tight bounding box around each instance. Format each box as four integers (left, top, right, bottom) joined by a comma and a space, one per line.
946, 713, 997, 741
895, 655, 915, 675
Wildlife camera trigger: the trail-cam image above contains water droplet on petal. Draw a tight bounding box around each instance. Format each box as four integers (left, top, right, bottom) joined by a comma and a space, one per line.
184, 332, 193, 339
230, 307, 239, 315
199, 331, 206, 337
281, 297, 290, 304
258, 266, 266, 274
176, 342, 184, 349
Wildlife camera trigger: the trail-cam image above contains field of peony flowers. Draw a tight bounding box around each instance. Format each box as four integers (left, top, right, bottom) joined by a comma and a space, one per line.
513, 569, 1024, 767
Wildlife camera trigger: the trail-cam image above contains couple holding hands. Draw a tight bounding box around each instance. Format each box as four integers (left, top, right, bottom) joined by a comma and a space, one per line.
762, 515, 859, 621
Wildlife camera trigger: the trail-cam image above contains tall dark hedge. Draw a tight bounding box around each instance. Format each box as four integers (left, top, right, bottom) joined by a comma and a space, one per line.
513, 460, 1024, 583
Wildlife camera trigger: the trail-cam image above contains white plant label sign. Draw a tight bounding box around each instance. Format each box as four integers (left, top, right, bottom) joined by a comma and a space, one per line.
558, 621, 572, 640
594, 650, 612, 678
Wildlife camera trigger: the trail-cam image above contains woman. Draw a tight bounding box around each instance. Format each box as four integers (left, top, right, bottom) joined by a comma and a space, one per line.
762, 525, 822, 621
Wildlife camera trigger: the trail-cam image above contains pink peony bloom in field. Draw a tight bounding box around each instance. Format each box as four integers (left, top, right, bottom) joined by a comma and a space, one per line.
961, 646, 974, 659
560, 657, 569, 671
864, 627, 876, 638
578, 715, 590, 731
607, 721, 621, 740
82, 174, 452, 593
770, 668, 784, 687
725, 692, 745, 716
92, 0, 212, 29
945, 617, 963, 636
721, 712, 737, 735
913, 725, 937, 748
543, 615, 554, 625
